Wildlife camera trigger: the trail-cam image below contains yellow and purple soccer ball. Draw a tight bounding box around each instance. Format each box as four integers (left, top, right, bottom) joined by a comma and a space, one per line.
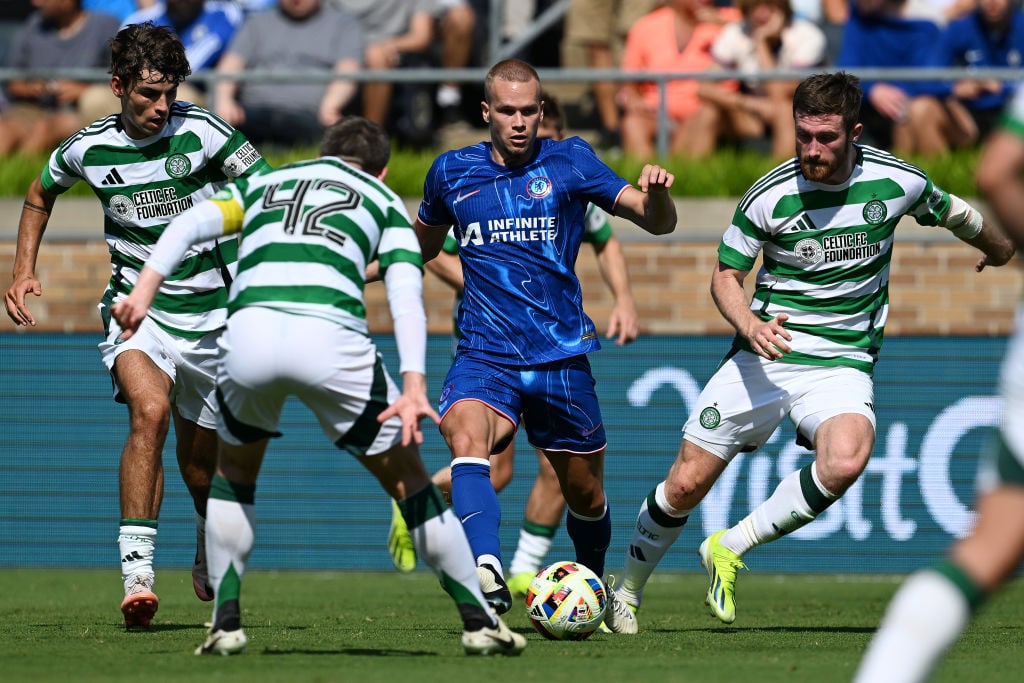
524, 561, 607, 640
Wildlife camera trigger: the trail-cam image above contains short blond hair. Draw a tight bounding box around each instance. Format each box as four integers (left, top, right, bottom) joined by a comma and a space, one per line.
484, 59, 541, 103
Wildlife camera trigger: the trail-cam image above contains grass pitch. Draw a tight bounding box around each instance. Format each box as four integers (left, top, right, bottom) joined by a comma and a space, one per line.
1, 569, 1021, 683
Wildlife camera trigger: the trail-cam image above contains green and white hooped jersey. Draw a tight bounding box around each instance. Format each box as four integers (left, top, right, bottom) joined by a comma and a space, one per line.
719, 145, 953, 374
42, 102, 269, 338
210, 156, 421, 333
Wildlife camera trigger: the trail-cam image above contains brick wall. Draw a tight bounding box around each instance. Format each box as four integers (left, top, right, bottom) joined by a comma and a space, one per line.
2, 234, 1020, 336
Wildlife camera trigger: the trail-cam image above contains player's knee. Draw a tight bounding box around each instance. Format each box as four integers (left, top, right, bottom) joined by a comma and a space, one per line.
817, 453, 868, 494
128, 395, 172, 431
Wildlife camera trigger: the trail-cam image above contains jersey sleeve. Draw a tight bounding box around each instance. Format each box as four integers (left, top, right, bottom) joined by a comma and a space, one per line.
416, 154, 455, 227
378, 199, 424, 273
907, 177, 951, 228
582, 204, 613, 246
567, 138, 631, 215
193, 106, 269, 179
40, 144, 84, 195
718, 203, 769, 271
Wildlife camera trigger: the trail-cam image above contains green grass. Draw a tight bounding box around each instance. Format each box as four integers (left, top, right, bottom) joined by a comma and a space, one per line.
1, 569, 1021, 682
0, 147, 983, 199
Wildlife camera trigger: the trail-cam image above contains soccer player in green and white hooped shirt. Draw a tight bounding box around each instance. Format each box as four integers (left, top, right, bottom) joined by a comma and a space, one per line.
108, 116, 527, 657
602, 71, 1016, 631
854, 84, 1024, 683
3, 22, 270, 630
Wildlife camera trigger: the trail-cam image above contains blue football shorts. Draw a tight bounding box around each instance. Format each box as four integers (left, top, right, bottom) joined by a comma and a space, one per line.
438, 353, 607, 454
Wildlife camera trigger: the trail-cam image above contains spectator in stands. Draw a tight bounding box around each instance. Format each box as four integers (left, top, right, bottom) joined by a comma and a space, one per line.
835, 0, 942, 152
214, 0, 362, 149
0, 0, 121, 156
124, 0, 243, 94
618, 0, 741, 158
690, 0, 828, 159
78, 0, 243, 122
904, 0, 1024, 156
332, 0, 436, 136
433, 0, 477, 127
83, 0, 152, 21
563, 0, 660, 151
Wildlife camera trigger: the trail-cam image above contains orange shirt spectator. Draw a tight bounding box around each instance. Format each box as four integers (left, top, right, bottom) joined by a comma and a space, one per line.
619, 0, 741, 157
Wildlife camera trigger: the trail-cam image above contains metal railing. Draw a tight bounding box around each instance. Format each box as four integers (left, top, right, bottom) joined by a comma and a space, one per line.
3, 66, 1024, 157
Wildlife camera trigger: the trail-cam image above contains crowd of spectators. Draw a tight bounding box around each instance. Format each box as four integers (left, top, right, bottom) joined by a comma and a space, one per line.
2, 0, 1024, 157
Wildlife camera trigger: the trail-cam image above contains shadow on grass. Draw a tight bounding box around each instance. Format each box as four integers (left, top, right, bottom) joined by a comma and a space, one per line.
261, 647, 438, 657
640, 625, 877, 634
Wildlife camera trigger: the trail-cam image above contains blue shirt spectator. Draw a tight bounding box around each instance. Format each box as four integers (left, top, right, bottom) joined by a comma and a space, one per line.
83, 0, 138, 21
928, 0, 1024, 111
836, 0, 942, 149
902, 0, 1024, 155
124, 0, 243, 73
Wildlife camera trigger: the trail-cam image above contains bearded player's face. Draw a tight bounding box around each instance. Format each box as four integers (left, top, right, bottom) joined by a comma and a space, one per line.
795, 113, 862, 184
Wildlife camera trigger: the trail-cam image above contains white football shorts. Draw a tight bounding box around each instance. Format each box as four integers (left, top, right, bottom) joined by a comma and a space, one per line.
215, 307, 404, 456
98, 314, 220, 428
683, 349, 876, 461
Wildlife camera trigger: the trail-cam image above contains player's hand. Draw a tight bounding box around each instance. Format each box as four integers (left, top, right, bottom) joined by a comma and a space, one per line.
744, 313, 792, 360
109, 295, 149, 341
975, 247, 1015, 271
868, 83, 909, 122
378, 373, 441, 446
4, 274, 42, 326
637, 164, 675, 194
606, 301, 639, 346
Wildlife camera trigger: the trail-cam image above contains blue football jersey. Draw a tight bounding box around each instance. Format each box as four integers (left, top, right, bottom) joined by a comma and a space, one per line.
419, 137, 630, 365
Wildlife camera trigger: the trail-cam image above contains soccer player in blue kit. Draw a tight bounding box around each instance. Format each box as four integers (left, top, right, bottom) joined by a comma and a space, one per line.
414, 58, 677, 634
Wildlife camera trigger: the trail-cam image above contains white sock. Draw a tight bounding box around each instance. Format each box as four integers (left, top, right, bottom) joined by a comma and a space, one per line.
508, 525, 555, 577
854, 568, 973, 683
722, 463, 837, 556
619, 482, 690, 606
119, 524, 156, 590
206, 496, 255, 598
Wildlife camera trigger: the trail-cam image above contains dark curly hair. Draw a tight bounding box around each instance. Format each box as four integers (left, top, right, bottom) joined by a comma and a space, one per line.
109, 22, 191, 93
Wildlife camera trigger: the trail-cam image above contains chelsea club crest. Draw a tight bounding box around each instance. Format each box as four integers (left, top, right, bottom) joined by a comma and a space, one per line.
527, 176, 552, 199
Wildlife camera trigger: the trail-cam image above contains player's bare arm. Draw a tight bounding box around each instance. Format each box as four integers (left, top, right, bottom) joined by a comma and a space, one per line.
967, 222, 1016, 271
414, 219, 450, 262
941, 193, 1016, 271
425, 250, 465, 293
614, 164, 676, 235
5, 178, 56, 326
711, 260, 792, 360
592, 236, 638, 345
977, 128, 1024, 250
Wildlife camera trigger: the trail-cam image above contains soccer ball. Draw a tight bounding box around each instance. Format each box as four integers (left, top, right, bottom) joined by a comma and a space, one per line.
524, 560, 607, 640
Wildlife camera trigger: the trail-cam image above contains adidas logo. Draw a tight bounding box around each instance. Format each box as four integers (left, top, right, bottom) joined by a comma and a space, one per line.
102, 168, 125, 186
122, 551, 144, 563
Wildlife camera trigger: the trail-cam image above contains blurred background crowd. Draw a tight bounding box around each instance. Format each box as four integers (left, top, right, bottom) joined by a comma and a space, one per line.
1, 0, 1023, 159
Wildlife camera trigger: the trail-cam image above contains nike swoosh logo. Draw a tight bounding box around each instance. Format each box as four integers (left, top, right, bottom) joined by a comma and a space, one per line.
454, 189, 480, 204
581, 423, 603, 438
492, 634, 517, 649
460, 510, 484, 523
